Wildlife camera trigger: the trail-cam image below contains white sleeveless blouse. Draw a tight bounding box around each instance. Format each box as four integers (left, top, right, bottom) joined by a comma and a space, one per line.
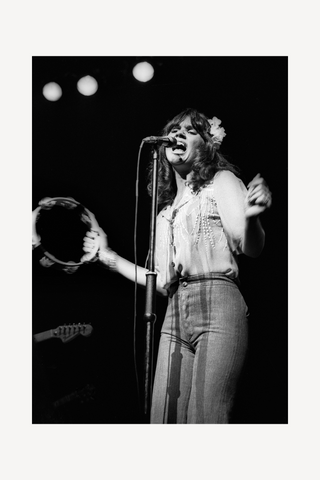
155, 170, 248, 289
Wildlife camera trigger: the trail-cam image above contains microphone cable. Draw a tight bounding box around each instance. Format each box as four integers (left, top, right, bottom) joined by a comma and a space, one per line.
132, 140, 145, 410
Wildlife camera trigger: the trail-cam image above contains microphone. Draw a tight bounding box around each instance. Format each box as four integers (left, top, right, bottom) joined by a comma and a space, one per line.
143, 136, 177, 147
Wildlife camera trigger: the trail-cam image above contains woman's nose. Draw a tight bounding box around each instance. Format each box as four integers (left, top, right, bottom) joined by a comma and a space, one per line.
174, 128, 186, 138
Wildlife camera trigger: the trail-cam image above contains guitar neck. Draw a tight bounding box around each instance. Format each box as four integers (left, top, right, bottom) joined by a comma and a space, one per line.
33, 324, 92, 343
33, 330, 54, 343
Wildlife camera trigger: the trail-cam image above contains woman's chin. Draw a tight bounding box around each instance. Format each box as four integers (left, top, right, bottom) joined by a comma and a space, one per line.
168, 155, 186, 164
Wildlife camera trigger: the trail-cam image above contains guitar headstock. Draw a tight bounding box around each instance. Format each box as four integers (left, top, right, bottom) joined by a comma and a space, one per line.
52, 323, 93, 343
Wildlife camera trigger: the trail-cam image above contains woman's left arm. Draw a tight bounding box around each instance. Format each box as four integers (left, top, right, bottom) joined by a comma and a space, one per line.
242, 173, 272, 258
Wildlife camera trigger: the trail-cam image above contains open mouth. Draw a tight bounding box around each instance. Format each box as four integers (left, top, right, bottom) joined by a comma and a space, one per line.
172, 141, 186, 152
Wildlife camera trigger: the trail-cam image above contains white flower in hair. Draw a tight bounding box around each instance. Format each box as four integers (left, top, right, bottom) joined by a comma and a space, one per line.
208, 117, 226, 144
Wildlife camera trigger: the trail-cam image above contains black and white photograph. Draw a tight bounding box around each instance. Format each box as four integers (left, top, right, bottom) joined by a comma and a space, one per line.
2, 1, 320, 476
32, 56, 287, 425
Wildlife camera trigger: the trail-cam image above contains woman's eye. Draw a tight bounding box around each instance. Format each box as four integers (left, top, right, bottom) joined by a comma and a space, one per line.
169, 128, 197, 135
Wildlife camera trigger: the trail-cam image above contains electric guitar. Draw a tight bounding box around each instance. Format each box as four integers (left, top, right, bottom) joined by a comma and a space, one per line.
33, 323, 93, 344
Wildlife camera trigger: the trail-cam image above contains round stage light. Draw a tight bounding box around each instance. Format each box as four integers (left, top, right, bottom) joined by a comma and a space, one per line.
132, 62, 154, 82
42, 82, 62, 101
77, 75, 98, 96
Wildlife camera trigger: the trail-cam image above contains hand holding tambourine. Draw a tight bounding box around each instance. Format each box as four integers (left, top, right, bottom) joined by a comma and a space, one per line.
32, 197, 105, 274
81, 227, 109, 263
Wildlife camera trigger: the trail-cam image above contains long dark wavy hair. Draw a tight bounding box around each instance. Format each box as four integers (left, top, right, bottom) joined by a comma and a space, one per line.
146, 108, 240, 209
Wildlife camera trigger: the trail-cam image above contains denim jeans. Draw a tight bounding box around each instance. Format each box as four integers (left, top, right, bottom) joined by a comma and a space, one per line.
150, 274, 249, 424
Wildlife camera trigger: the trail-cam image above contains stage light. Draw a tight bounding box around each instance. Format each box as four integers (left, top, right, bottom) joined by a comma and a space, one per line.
132, 62, 154, 82
42, 82, 62, 101
77, 75, 98, 96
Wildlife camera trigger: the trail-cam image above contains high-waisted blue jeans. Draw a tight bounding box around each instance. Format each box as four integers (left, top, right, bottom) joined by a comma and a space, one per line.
150, 274, 249, 424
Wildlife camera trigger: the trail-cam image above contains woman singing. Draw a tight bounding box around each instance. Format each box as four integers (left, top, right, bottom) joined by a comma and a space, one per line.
82, 108, 272, 423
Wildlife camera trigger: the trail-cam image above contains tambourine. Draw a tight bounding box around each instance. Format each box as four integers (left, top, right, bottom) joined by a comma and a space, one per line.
32, 197, 100, 274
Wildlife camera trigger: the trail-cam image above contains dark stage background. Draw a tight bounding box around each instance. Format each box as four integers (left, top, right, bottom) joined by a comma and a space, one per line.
32, 56, 288, 424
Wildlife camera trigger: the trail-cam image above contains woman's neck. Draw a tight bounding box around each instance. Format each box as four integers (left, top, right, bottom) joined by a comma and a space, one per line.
172, 170, 193, 206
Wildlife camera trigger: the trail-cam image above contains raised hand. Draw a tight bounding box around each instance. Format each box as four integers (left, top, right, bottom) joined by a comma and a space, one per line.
245, 173, 272, 218
81, 227, 108, 263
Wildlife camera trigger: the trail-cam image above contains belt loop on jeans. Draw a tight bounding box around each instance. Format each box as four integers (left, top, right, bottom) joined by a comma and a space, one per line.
167, 273, 239, 298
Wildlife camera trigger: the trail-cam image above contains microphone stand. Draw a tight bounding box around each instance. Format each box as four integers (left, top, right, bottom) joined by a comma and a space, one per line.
143, 146, 159, 423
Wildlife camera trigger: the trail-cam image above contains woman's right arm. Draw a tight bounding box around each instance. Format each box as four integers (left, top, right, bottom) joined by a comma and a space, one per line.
82, 229, 168, 296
